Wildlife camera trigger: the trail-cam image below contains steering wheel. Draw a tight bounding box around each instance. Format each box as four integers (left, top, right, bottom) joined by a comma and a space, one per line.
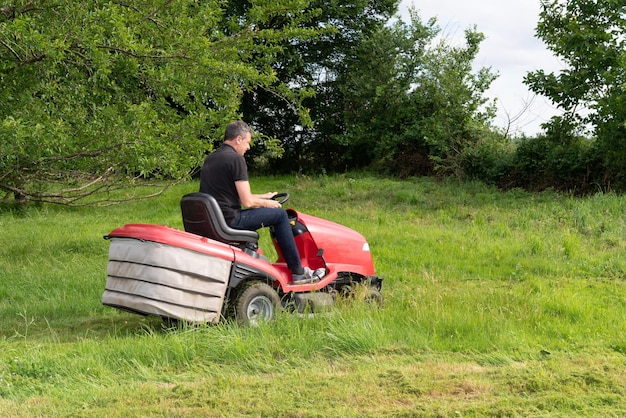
272, 192, 290, 205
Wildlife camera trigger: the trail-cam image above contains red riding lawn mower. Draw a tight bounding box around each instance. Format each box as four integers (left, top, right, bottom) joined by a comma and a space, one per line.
102, 192, 383, 325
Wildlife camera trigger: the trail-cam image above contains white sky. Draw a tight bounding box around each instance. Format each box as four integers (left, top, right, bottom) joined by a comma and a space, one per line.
398, 0, 565, 135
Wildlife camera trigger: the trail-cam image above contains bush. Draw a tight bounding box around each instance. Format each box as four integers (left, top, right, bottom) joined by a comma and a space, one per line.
459, 132, 516, 185
503, 132, 598, 193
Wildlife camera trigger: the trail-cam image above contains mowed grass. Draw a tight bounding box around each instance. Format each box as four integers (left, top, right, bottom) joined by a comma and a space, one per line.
0, 174, 625, 416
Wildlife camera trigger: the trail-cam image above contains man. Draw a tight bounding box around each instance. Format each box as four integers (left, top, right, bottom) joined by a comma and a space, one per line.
200, 120, 324, 284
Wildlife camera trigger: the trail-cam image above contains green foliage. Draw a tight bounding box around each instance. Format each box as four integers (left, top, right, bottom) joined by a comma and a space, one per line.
0, 0, 321, 204
339, 13, 437, 169
3, 0, 626, 198
339, 11, 498, 176
508, 132, 598, 192
238, 0, 399, 173
525, 0, 626, 188
455, 126, 606, 194
241, 4, 498, 177
459, 131, 516, 184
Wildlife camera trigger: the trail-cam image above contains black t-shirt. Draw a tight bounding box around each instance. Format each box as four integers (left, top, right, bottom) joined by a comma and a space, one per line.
199, 143, 248, 225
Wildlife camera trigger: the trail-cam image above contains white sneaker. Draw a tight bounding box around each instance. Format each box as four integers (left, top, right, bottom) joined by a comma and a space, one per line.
309, 267, 326, 280
292, 267, 326, 284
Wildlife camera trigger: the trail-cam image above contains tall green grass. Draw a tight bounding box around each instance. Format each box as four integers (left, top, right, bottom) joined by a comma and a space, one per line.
0, 174, 625, 416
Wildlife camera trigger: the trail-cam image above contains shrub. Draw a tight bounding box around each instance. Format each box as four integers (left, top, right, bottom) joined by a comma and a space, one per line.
504, 131, 598, 193
459, 132, 516, 185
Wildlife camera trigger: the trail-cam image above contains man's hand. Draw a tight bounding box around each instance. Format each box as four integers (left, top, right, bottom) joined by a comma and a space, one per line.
258, 192, 281, 207
236, 181, 282, 208
265, 199, 282, 208
259, 192, 277, 200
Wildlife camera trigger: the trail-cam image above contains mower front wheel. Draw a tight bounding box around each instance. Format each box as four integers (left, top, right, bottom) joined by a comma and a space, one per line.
364, 287, 384, 307
340, 283, 384, 308
234, 282, 281, 326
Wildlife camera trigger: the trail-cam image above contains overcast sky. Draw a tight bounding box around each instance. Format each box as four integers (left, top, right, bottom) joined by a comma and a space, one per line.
398, 0, 565, 135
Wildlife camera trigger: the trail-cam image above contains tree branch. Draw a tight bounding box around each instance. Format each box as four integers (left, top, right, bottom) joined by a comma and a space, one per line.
0, 173, 181, 206
113, 0, 172, 28
141, 0, 172, 24
0, 3, 43, 21
42, 142, 137, 163
96, 45, 193, 61
0, 37, 21, 61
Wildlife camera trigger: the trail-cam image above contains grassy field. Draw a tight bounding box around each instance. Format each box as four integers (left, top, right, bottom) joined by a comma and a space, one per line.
0, 174, 625, 417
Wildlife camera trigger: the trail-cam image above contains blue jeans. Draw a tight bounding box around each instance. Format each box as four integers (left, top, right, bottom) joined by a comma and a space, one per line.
231, 208, 302, 273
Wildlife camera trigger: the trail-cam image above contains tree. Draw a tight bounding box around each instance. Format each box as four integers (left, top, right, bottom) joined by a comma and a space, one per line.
0, 0, 320, 205
340, 10, 497, 176
230, 0, 399, 172
525, 0, 626, 186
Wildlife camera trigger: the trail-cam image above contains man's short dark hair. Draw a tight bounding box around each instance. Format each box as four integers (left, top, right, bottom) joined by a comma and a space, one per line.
224, 120, 252, 141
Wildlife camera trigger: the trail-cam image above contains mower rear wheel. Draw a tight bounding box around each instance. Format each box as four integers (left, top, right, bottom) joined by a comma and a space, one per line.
234, 282, 281, 326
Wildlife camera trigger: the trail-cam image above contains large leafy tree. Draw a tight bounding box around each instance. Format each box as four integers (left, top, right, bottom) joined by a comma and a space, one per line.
340, 11, 497, 175
0, 0, 320, 204
228, 0, 399, 172
525, 0, 626, 183
228, 1, 497, 175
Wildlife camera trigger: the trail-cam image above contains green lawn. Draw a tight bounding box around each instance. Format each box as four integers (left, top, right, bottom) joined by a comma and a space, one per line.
1, 174, 625, 416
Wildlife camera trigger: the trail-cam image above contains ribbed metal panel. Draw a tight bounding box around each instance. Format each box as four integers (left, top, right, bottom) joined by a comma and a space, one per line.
102, 237, 231, 323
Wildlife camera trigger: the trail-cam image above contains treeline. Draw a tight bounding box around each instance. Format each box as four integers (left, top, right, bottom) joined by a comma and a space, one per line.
1, 1, 624, 205
245, 1, 625, 196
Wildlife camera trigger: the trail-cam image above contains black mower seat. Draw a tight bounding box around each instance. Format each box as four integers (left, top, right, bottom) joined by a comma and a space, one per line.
180, 192, 259, 247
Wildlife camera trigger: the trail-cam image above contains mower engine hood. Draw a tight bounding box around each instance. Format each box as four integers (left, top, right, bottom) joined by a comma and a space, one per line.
294, 210, 376, 277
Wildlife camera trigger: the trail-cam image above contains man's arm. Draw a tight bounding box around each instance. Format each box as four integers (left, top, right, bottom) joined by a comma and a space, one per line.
235, 180, 281, 208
